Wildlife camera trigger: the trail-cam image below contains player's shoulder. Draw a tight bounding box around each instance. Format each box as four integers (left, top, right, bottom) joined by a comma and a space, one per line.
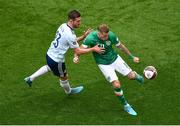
86, 31, 97, 39
108, 31, 116, 37
83, 31, 96, 45
109, 31, 119, 40
108, 31, 120, 44
57, 23, 67, 31
61, 23, 76, 40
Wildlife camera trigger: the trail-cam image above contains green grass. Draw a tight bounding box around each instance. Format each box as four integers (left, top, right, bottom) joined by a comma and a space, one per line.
0, 0, 180, 124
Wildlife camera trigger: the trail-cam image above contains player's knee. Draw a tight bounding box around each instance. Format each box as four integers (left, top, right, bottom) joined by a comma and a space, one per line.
45, 65, 51, 72
60, 75, 68, 81
112, 80, 121, 88
128, 71, 136, 80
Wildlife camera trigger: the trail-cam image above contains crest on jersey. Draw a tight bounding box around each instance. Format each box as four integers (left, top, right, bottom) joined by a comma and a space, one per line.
106, 40, 111, 46
107, 76, 111, 81
73, 41, 77, 45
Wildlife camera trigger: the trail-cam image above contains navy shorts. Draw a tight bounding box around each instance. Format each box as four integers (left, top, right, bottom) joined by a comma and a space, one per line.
46, 54, 67, 77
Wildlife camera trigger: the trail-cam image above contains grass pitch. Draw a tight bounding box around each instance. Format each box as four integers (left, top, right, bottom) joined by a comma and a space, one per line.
0, 0, 180, 124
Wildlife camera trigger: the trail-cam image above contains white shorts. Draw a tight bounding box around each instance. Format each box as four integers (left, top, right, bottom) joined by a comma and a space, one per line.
98, 55, 132, 83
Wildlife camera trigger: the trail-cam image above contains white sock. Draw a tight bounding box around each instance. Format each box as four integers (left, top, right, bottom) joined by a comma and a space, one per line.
30, 65, 51, 81
60, 80, 71, 94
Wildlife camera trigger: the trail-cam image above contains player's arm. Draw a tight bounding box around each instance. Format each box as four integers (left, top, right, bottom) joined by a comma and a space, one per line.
116, 42, 140, 63
73, 34, 104, 63
74, 45, 103, 55
73, 53, 80, 64
76, 28, 92, 43
73, 45, 104, 63
69, 32, 103, 55
73, 45, 87, 64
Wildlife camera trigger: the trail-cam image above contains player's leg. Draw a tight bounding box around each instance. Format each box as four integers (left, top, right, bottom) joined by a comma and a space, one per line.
60, 75, 83, 95
24, 65, 51, 86
58, 64, 83, 94
113, 55, 144, 84
112, 80, 127, 106
59, 74, 71, 94
45, 55, 70, 94
98, 64, 126, 104
127, 71, 144, 84
46, 55, 83, 94
98, 64, 137, 115
112, 80, 137, 116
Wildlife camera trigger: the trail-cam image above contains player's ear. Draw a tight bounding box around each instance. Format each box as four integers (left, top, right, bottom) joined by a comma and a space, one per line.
69, 19, 73, 22
97, 31, 101, 36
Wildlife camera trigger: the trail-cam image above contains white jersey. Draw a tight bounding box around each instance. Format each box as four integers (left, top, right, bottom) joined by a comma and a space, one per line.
47, 23, 79, 62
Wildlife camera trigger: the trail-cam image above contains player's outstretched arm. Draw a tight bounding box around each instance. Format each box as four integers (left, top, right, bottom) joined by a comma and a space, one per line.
73, 45, 87, 64
73, 53, 79, 64
77, 28, 93, 43
74, 45, 104, 55
117, 43, 140, 63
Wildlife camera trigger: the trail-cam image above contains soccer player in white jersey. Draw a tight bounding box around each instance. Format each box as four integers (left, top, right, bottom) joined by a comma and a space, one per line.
24, 10, 104, 94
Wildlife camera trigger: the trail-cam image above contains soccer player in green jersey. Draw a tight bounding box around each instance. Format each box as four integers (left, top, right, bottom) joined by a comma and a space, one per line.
73, 24, 144, 116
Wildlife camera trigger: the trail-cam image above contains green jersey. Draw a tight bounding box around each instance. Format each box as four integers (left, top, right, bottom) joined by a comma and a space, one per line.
82, 31, 120, 65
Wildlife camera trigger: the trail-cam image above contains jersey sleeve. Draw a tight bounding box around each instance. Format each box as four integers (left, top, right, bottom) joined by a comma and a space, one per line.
81, 36, 92, 48
109, 31, 121, 46
67, 35, 79, 48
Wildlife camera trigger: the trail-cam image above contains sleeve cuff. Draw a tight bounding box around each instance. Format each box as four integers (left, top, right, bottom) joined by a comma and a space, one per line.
81, 44, 88, 48
115, 42, 121, 47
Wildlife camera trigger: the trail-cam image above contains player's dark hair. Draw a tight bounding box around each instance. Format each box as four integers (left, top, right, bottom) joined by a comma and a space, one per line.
97, 24, 109, 33
68, 10, 81, 20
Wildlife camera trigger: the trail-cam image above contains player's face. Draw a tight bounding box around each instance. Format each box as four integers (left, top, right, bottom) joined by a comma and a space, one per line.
98, 32, 109, 41
72, 17, 81, 28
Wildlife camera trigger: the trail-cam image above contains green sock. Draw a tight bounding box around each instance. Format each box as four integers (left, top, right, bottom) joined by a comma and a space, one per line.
114, 87, 127, 105
135, 73, 144, 84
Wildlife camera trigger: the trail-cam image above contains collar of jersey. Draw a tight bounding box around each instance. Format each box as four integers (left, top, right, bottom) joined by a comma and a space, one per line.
66, 23, 74, 31
95, 31, 109, 42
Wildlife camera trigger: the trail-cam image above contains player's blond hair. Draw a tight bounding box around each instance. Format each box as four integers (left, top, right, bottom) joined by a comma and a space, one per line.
97, 24, 109, 33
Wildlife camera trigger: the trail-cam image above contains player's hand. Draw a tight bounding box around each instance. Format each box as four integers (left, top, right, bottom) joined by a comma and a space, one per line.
133, 57, 140, 63
93, 45, 105, 54
83, 28, 93, 37
73, 56, 79, 64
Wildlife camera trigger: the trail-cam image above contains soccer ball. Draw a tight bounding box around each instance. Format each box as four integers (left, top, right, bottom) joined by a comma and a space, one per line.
143, 66, 157, 79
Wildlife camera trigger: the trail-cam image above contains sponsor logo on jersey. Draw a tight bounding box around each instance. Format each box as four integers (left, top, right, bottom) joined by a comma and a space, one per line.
98, 43, 104, 48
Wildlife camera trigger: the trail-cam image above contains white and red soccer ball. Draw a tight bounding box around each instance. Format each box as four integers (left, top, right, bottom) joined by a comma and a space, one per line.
143, 66, 157, 80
